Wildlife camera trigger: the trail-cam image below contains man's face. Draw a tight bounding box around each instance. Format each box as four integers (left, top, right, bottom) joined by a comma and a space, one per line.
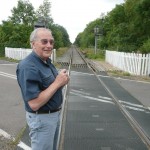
32, 30, 54, 60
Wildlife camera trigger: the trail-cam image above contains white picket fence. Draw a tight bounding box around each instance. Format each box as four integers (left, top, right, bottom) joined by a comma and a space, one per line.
5, 47, 32, 60
5, 48, 150, 76
5, 47, 56, 62
105, 50, 150, 76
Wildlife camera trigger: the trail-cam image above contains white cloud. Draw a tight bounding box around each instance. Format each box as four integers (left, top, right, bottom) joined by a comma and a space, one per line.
51, 0, 124, 42
0, 0, 124, 43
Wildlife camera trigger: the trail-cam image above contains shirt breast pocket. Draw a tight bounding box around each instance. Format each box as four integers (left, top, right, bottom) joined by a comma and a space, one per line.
42, 75, 54, 89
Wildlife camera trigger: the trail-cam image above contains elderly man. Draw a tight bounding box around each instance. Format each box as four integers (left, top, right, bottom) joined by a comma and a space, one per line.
16, 28, 69, 150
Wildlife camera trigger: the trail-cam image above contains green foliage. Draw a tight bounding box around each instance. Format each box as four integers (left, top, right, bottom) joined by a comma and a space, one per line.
56, 25, 71, 46
50, 24, 71, 49
74, 19, 101, 48
139, 39, 150, 53
0, 21, 33, 55
81, 48, 105, 60
0, 44, 5, 56
36, 0, 53, 26
108, 70, 131, 77
56, 47, 69, 57
87, 53, 104, 60
0, 0, 71, 57
9, 0, 36, 25
75, 0, 150, 54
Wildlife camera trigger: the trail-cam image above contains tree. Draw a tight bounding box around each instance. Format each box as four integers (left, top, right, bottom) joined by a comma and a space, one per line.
9, 0, 36, 25
0, 0, 35, 56
49, 24, 71, 49
75, 0, 150, 53
36, 0, 53, 27
56, 25, 71, 46
0, 0, 71, 57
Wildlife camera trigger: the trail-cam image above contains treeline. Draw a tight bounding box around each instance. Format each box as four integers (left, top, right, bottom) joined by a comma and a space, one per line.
0, 0, 71, 56
75, 0, 150, 54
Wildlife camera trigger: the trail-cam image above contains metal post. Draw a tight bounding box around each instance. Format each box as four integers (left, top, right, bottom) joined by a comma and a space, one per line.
94, 26, 99, 54
95, 35, 97, 54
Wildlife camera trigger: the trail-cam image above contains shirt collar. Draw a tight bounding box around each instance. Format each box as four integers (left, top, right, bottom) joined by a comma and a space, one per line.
31, 51, 52, 65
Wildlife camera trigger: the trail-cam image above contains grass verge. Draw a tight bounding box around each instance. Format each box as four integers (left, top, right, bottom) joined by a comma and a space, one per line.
0, 126, 26, 150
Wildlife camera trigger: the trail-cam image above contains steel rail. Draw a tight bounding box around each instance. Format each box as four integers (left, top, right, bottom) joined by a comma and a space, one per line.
72, 47, 150, 149
87, 61, 150, 149
57, 50, 73, 150
58, 47, 150, 149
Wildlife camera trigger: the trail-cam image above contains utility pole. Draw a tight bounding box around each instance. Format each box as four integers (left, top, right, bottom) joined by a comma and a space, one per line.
94, 26, 99, 54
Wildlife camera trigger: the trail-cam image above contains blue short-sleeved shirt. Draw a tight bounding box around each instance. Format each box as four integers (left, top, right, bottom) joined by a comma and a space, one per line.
16, 51, 63, 112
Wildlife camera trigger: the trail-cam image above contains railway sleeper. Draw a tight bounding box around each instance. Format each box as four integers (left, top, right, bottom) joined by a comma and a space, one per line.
71, 64, 87, 68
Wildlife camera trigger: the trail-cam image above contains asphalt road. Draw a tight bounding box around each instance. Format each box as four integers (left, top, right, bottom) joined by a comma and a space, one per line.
0, 61, 26, 148
0, 60, 150, 149
114, 77, 150, 108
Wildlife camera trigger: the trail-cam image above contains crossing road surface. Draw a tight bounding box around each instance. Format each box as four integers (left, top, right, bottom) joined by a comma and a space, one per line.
0, 60, 150, 149
0, 61, 27, 150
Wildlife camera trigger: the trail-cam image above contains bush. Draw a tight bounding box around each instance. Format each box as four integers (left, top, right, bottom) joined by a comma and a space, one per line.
139, 39, 150, 54
117, 44, 138, 52
0, 43, 5, 57
81, 48, 105, 60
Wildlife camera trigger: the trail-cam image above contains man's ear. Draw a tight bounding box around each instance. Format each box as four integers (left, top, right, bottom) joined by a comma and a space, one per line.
30, 42, 35, 49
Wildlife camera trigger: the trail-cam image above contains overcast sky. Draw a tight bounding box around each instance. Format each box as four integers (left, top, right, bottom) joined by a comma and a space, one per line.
0, 0, 124, 43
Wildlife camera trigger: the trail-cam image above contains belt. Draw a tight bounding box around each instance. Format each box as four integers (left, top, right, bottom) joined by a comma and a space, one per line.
30, 107, 61, 114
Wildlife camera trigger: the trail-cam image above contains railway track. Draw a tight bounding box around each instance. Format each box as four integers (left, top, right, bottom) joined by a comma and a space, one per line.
57, 46, 87, 68
57, 46, 150, 150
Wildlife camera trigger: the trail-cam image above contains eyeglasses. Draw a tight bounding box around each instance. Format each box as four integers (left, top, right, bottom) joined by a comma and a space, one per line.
40, 39, 54, 45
